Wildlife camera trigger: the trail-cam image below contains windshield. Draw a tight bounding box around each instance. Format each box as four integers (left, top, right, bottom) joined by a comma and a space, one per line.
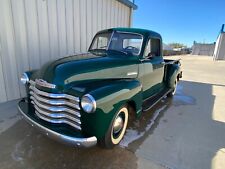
89, 31, 143, 56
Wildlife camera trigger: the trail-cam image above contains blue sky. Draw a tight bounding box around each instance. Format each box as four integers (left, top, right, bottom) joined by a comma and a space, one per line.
133, 0, 225, 47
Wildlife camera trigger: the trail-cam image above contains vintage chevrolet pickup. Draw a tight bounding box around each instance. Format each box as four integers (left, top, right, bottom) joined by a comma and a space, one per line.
18, 28, 182, 148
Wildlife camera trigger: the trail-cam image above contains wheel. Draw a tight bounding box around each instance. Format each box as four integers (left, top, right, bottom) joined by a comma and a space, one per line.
167, 78, 177, 97
99, 105, 129, 149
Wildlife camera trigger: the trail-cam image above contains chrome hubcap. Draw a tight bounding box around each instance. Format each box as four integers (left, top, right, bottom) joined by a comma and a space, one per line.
111, 107, 128, 145
113, 115, 124, 134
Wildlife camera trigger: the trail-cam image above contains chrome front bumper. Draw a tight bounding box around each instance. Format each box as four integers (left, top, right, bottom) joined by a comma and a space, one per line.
18, 99, 97, 148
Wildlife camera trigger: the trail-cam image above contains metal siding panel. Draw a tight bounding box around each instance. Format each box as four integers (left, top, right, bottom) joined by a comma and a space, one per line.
11, 0, 29, 97
0, 0, 20, 100
86, 0, 92, 49
0, 38, 7, 102
97, 0, 103, 31
122, 5, 126, 27
65, 0, 75, 55
119, 2, 123, 27
121, 4, 124, 26
57, 0, 67, 57
124, 6, 129, 27
37, 0, 51, 64
24, 0, 41, 69
92, 0, 98, 37
110, 0, 115, 27
102, 0, 107, 29
106, 0, 111, 28
80, 0, 87, 52
74, 0, 81, 53
115, 0, 119, 26
47, 0, 59, 60
124, 5, 128, 26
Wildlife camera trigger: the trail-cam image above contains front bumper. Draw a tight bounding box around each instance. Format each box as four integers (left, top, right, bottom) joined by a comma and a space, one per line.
18, 99, 97, 148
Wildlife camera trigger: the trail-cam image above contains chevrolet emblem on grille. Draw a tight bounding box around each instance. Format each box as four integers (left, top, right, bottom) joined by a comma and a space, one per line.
35, 79, 56, 89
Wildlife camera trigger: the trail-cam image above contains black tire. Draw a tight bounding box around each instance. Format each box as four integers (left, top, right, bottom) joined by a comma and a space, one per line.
167, 78, 177, 97
98, 105, 129, 149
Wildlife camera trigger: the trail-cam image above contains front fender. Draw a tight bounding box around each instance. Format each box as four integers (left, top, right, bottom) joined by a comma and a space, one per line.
81, 80, 142, 139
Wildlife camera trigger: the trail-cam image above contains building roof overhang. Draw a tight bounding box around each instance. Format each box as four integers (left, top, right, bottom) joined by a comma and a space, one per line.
117, 0, 138, 10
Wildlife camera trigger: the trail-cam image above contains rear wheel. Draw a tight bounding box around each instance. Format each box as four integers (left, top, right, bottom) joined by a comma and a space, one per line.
167, 78, 177, 97
99, 105, 129, 149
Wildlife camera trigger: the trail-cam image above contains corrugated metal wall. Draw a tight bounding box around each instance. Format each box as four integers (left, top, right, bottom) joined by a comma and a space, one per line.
0, 0, 132, 103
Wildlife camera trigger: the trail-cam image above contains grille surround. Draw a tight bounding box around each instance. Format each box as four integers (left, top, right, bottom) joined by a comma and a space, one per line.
29, 80, 81, 130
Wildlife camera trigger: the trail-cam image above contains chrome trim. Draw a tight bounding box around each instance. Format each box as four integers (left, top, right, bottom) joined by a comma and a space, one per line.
30, 96, 81, 117
29, 85, 80, 103
35, 109, 81, 130
33, 103, 81, 125
29, 80, 35, 86
127, 72, 138, 76
35, 79, 56, 89
29, 80, 82, 130
81, 94, 96, 113
20, 73, 29, 84
18, 102, 97, 148
30, 91, 80, 110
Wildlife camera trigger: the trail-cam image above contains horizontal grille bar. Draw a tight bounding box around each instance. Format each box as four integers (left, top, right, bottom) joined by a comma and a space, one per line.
31, 96, 81, 118
32, 103, 81, 125
35, 110, 81, 130
30, 91, 80, 110
29, 85, 80, 103
29, 80, 82, 130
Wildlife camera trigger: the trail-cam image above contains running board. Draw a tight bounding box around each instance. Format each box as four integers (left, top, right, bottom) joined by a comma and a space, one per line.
142, 88, 172, 112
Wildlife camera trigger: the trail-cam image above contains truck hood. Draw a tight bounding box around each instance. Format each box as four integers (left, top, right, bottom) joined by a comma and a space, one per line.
32, 53, 138, 90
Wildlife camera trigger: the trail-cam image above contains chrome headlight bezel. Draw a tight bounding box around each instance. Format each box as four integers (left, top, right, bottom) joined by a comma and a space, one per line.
20, 73, 29, 85
81, 94, 96, 113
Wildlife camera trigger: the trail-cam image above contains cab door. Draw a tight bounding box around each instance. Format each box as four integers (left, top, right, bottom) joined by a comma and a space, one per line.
140, 38, 165, 100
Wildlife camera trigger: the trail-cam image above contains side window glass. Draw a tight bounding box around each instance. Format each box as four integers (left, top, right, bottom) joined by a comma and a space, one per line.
144, 38, 161, 58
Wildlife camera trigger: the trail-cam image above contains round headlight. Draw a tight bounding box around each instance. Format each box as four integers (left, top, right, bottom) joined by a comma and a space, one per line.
20, 73, 29, 84
81, 94, 96, 113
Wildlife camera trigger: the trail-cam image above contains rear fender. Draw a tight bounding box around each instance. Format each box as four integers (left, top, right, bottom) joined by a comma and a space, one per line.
166, 64, 181, 88
81, 80, 142, 139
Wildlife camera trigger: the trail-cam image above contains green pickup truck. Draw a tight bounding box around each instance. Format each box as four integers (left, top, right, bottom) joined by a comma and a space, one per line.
18, 28, 182, 148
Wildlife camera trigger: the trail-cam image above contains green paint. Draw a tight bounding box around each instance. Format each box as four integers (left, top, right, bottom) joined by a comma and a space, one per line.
19, 28, 181, 140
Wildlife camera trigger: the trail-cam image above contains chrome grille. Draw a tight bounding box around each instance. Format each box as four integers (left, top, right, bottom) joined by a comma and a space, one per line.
29, 80, 81, 130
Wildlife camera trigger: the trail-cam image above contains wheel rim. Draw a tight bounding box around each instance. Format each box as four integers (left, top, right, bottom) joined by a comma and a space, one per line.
113, 115, 124, 134
111, 107, 128, 145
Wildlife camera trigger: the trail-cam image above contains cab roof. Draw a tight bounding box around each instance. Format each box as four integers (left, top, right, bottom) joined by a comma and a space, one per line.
98, 27, 162, 40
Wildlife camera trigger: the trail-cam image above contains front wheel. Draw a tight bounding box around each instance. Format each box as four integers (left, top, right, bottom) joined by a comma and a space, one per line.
99, 105, 129, 149
167, 78, 177, 97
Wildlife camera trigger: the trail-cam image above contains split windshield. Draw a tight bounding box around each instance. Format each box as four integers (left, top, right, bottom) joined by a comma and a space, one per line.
89, 31, 143, 56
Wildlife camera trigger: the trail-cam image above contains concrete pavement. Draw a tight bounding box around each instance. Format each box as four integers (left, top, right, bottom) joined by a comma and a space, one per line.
0, 55, 225, 169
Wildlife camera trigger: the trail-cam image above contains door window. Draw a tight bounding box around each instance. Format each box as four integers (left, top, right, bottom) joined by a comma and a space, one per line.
144, 38, 161, 58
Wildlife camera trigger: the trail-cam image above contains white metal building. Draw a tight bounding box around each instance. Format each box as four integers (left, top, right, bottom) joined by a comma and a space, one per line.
213, 24, 225, 60
0, 0, 137, 103
191, 43, 215, 56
